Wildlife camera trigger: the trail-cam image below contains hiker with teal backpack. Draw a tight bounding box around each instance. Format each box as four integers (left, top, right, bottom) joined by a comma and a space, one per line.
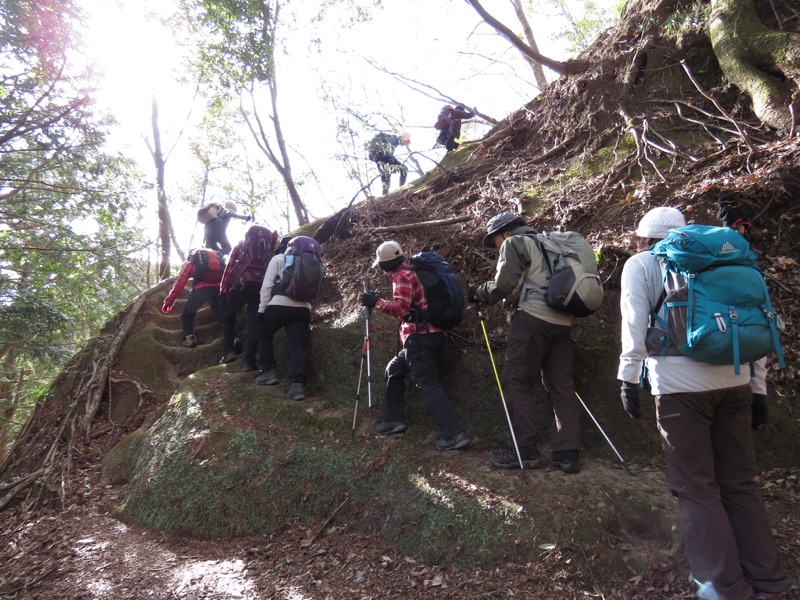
467, 212, 602, 473
359, 241, 470, 450
367, 132, 410, 195
161, 248, 226, 348
617, 206, 790, 600
219, 225, 278, 370
254, 236, 324, 401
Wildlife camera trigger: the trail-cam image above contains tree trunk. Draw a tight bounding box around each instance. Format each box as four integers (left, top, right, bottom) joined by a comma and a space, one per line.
509, 0, 550, 91
151, 96, 173, 279
709, 0, 800, 132
465, 0, 568, 76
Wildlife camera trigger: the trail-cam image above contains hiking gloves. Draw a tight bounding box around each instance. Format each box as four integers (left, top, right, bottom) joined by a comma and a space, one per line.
752, 393, 769, 429
467, 284, 480, 303
716, 198, 750, 230
619, 381, 641, 419
162, 296, 176, 313
361, 292, 379, 309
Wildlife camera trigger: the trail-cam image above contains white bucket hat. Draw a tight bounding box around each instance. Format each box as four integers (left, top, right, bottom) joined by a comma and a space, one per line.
636, 207, 686, 240
372, 240, 405, 267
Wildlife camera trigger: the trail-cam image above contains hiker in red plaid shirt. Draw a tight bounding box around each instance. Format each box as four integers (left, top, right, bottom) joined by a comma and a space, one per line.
360, 241, 470, 451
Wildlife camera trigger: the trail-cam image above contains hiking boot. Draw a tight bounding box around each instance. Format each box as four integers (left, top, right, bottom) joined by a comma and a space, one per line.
241, 362, 258, 373
436, 431, 470, 451
255, 370, 280, 385
488, 446, 542, 469
749, 593, 783, 600
181, 334, 197, 348
374, 421, 407, 435
550, 450, 580, 474
220, 352, 237, 364
287, 382, 306, 401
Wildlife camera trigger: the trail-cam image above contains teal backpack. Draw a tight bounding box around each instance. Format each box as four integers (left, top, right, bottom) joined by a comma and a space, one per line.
650, 225, 785, 374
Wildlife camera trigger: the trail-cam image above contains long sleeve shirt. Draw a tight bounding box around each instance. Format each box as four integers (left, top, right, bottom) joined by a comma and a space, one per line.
474, 226, 572, 327
258, 254, 312, 312
617, 250, 750, 395
164, 259, 219, 302
374, 260, 441, 345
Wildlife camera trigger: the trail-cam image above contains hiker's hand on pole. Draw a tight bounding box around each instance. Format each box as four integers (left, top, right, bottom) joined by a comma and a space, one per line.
751, 393, 768, 429
467, 284, 480, 304
360, 292, 379, 309
619, 381, 641, 419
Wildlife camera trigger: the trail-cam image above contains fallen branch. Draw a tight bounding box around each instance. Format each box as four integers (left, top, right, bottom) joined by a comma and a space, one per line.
367, 214, 473, 233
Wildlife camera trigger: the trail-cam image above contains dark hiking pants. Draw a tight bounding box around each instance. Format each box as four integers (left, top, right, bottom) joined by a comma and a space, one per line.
181, 286, 223, 337
382, 332, 464, 437
656, 387, 790, 600
257, 304, 311, 384
501, 309, 579, 452
222, 288, 260, 366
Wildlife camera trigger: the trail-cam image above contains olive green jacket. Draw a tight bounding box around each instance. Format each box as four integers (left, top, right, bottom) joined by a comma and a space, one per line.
474, 225, 573, 326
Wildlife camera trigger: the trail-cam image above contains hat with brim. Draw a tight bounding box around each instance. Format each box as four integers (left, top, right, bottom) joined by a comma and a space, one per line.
372, 240, 404, 267
482, 213, 526, 247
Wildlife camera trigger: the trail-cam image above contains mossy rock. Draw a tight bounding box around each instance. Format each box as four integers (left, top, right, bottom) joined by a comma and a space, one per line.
113, 364, 683, 573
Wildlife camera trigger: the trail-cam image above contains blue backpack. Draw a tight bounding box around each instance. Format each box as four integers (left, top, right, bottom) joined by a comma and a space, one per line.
406, 252, 464, 330
650, 225, 785, 374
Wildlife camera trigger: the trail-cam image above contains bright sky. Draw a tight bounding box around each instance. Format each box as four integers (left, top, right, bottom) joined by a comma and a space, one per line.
78, 0, 620, 254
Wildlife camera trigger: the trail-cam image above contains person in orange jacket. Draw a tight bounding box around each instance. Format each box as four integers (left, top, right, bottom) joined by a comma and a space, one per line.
162, 249, 226, 347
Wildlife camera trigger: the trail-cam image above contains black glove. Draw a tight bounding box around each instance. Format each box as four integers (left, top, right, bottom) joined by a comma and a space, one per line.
245, 215, 253, 223
467, 284, 480, 304
620, 381, 641, 419
361, 292, 379, 309
751, 393, 768, 429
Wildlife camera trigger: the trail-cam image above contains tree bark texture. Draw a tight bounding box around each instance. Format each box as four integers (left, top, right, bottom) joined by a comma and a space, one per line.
709, 0, 800, 132
151, 96, 174, 279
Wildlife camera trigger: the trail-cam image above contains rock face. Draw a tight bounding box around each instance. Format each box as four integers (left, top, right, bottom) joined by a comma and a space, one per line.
108, 355, 682, 571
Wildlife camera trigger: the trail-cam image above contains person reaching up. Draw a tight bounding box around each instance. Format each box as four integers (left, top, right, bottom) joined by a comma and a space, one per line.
435, 104, 474, 152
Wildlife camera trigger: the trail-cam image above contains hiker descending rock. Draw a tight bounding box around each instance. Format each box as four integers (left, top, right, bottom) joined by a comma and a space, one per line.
255, 236, 325, 401
468, 212, 582, 473
367, 132, 410, 195
197, 201, 251, 256
360, 241, 470, 451
434, 103, 474, 152
617, 206, 791, 600
219, 225, 278, 370
161, 248, 226, 348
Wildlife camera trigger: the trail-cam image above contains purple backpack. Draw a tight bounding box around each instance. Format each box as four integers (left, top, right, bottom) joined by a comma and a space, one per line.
229, 225, 275, 292
276, 236, 324, 301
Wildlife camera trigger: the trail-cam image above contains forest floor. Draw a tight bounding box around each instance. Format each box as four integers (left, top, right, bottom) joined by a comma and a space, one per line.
1, 450, 799, 599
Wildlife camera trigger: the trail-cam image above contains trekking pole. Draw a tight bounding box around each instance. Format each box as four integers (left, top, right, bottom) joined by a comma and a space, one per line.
351, 277, 374, 441
574, 391, 631, 474
477, 304, 525, 469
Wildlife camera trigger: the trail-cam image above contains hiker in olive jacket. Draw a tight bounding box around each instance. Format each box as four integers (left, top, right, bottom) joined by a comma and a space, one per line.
467, 212, 581, 473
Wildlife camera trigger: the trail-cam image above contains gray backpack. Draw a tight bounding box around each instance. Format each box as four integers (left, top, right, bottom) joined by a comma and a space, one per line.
523, 232, 604, 317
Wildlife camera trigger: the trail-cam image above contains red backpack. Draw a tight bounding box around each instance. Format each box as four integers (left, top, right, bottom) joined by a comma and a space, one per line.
434, 105, 454, 130
226, 226, 275, 293
190, 249, 226, 285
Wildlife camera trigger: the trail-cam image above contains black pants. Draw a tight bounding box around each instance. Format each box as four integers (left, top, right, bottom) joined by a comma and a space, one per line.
181, 286, 223, 337
373, 154, 407, 190
222, 288, 260, 366
382, 332, 464, 437
257, 304, 311, 384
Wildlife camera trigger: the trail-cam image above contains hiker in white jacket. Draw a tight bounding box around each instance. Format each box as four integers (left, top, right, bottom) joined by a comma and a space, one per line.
617, 206, 790, 600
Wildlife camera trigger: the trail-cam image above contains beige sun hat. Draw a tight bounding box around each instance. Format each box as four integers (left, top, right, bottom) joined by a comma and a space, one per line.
372, 240, 405, 267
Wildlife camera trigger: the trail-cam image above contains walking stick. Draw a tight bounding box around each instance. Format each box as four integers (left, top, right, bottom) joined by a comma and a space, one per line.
351, 277, 373, 441
574, 391, 632, 474
477, 305, 525, 469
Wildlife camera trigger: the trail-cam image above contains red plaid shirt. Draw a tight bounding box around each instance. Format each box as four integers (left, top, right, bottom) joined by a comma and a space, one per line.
375, 260, 442, 344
